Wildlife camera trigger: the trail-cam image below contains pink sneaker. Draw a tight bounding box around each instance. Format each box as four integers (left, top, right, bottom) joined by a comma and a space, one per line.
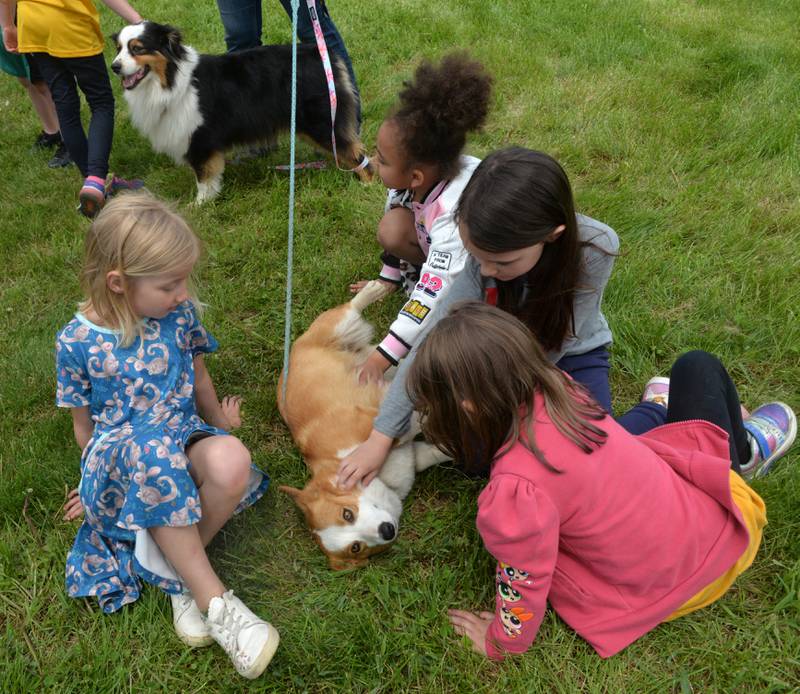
741, 402, 797, 478
78, 176, 106, 218
642, 377, 670, 409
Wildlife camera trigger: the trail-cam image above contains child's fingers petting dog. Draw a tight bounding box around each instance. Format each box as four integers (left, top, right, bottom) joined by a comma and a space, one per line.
337, 433, 392, 489
358, 351, 391, 385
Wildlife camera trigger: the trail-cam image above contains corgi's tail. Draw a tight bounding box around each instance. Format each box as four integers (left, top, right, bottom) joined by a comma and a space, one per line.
332, 281, 393, 351
349, 280, 393, 313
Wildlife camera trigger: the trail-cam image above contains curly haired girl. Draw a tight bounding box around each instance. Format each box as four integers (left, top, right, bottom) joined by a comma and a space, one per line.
339, 51, 492, 488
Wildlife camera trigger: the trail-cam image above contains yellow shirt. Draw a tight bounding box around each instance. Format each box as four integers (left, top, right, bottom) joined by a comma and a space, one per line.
667, 471, 766, 621
18, 1, 104, 58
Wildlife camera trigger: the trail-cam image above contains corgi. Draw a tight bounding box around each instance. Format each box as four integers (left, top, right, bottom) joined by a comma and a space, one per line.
278, 281, 448, 569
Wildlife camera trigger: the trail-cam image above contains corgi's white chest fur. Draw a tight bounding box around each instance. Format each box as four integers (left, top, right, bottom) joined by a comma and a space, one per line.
123, 47, 204, 164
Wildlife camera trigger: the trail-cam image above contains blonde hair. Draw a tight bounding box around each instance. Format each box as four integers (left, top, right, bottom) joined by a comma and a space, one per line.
79, 192, 202, 346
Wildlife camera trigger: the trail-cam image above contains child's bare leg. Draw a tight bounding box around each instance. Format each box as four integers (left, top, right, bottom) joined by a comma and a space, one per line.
350, 207, 424, 292
149, 524, 225, 612
377, 206, 426, 265
187, 435, 252, 547
20, 77, 60, 135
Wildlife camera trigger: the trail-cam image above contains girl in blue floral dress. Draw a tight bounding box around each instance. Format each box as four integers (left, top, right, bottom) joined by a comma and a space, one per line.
56, 193, 278, 680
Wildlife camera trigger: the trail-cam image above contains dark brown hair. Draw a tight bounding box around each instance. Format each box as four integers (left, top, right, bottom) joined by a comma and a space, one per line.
391, 51, 492, 180
455, 147, 597, 353
407, 302, 607, 475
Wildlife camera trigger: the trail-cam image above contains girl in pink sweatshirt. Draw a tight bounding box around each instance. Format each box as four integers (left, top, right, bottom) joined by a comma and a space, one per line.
407, 302, 796, 660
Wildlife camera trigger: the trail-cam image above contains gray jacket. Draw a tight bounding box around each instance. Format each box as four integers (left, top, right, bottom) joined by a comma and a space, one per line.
373, 213, 619, 439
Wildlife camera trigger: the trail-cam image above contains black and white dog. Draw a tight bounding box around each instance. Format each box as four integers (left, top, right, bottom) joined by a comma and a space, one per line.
111, 22, 370, 202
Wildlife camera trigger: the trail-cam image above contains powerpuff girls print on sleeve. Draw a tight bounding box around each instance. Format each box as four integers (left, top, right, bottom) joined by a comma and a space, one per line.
476, 475, 560, 660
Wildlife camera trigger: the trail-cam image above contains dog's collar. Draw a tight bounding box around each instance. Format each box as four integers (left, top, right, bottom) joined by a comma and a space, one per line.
350, 155, 370, 173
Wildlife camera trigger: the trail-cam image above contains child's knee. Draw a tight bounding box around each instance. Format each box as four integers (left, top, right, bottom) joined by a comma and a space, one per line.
209, 437, 252, 494
377, 207, 415, 253
670, 350, 723, 382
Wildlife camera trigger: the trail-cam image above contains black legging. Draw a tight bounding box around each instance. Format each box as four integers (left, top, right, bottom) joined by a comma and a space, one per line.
30, 52, 114, 180
666, 351, 751, 473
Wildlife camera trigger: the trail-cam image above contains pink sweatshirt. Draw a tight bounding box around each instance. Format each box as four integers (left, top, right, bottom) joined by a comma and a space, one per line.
478, 395, 752, 660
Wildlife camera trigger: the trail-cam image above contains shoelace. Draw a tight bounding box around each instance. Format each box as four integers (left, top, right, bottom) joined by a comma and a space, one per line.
220, 606, 253, 666
174, 593, 193, 614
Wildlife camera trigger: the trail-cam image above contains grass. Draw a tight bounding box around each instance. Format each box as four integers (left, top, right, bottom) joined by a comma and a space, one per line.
1, 0, 799, 691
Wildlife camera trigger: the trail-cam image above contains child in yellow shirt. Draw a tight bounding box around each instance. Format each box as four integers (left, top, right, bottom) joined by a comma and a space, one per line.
2, 0, 144, 216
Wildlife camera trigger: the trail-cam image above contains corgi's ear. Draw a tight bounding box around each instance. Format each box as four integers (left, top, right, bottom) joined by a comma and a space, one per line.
279, 485, 309, 512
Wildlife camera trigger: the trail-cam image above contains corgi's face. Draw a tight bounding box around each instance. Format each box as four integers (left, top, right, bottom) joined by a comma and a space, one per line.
111, 22, 186, 90
281, 470, 402, 570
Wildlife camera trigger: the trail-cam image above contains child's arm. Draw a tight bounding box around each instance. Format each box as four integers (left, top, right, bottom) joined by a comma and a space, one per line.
100, 0, 142, 24
61, 407, 93, 521
461, 474, 560, 660
338, 259, 483, 489
0, 2, 18, 52
362, 216, 473, 382
564, 225, 619, 356
70, 407, 94, 450
193, 354, 241, 431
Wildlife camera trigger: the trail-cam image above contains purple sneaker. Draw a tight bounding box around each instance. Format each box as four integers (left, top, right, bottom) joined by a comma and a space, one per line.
741, 402, 797, 478
106, 174, 145, 197
642, 377, 670, 409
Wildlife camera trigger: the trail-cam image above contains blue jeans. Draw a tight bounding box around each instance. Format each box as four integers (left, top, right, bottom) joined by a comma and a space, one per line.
30, 52, 114, 179
215, 0, 361, 124
556, 346, 668, 435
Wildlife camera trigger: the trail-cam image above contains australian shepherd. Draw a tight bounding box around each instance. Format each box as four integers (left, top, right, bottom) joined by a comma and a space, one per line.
111, 21, 370, 202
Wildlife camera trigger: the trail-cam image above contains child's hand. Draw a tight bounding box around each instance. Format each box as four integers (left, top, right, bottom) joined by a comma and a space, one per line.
358, 351, 391, 385
349, 278, 398, 294
448, 609, 493, 656
337, 430, 393, 489
2, 25, 18, 53
63, 488, 84, 521
220, 395, 242, 430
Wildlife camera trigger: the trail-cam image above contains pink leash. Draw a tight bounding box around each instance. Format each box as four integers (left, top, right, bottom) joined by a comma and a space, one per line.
305, 0, 369, 174
256, 1, 369, 174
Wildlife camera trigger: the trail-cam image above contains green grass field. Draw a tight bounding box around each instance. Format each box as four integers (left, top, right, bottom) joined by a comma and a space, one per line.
1, 0, 799, 691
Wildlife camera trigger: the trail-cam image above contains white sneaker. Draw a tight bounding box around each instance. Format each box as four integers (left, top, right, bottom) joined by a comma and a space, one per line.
170, 591, 213, 648
206, 590, 279, 679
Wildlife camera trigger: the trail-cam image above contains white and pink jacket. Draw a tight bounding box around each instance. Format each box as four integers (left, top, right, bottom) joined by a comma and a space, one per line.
376, 155, 480, 365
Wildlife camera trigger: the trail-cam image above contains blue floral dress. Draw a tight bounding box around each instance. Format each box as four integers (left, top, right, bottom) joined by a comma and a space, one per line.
56, 302, 268, 613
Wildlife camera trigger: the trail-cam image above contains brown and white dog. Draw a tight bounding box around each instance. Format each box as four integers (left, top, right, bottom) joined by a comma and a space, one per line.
278, 281, 448, 569
110, 21, 370, 203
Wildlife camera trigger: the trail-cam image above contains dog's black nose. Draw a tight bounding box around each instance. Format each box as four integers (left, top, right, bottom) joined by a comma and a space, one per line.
110, 61, 121, 75
379, 522, 396, 541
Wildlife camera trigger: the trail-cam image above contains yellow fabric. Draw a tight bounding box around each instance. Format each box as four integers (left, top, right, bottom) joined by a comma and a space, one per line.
18, 1, 104, 58
666, 471, 766, 621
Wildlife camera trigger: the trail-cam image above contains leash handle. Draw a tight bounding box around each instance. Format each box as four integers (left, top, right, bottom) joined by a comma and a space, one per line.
306, 0, 367, 173
306, 0, 339, 168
